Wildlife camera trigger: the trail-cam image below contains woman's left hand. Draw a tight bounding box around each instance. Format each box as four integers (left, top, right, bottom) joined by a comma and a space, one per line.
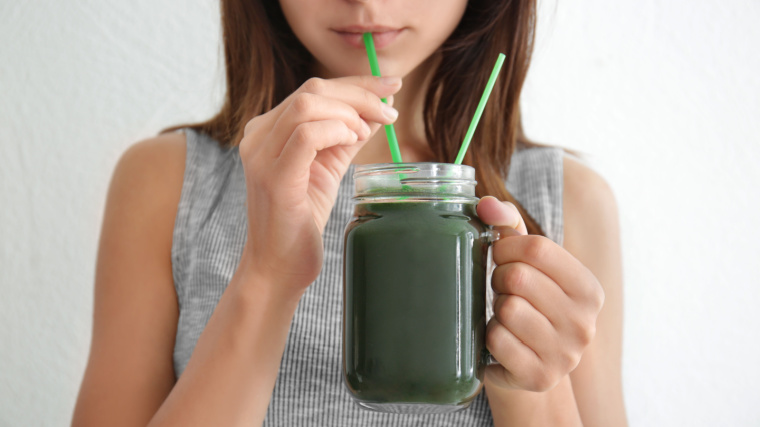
476, 196, 605, 392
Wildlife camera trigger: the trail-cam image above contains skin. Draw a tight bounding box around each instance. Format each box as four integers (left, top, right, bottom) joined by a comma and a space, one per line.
72, 0, 627, 426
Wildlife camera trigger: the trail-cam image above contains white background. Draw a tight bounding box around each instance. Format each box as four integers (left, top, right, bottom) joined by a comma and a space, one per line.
1, 0, 758, 425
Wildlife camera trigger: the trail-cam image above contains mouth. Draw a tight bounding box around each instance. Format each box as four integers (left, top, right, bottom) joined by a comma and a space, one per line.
332, 25, 405, 50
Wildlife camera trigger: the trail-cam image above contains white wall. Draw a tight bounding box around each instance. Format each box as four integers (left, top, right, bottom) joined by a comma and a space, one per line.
1, 1, 758, 425
522, 1, 760, 425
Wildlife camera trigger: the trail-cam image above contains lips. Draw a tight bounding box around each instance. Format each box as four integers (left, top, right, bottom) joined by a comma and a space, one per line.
332, 26, 405, 49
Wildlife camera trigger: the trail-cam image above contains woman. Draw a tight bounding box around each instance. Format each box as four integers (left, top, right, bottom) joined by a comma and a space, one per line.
72, 0, 627, 425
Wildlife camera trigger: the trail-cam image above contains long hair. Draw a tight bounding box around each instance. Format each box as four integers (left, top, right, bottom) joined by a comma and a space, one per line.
164, 0, 551, 236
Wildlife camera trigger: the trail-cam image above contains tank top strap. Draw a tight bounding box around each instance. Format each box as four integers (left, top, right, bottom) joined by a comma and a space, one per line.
506, 146, 565, 246
171, 128, 247, 376
172, 128, 237, 291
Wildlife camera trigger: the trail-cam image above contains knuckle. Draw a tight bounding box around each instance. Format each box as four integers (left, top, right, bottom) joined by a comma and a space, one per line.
503, 264, 529, 295
243, 115, 260, 137
578, 322, 596, 347
350, 112, 365, 132
499, 295, 523, 327
291, 93, 316, 115
523, 236, 550, 263
593, 282, 606, 311
579, 277, 605, 313
526, 367, 555, 392
557, 348, 581, 374
303, 77, 326, 93
241, 116, 265, 157
239, 136, 253, 159
362, 89, 378, 109
291, 123, 315, 147
569, 314, 596, 348
581, 271, 603, 297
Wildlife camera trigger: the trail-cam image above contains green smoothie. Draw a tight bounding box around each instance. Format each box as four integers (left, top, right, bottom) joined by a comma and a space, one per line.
343, 201, 490, 411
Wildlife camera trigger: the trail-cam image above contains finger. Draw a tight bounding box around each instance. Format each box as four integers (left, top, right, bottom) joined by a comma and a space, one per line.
242, 76, 401, 155
492, 294, 557, 360
276, 120, 359, 178
495, 291, 589, 382
263, 78, 400, 159
298, 76, 401, 125
312, 74, 403, 102
477, 196, 528, 236
265, 93, 372, 159
485, 318, 544, 391
492, 235, 598, 301
491, 262, 571, 328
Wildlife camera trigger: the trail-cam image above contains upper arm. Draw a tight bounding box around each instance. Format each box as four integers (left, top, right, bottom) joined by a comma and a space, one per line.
562, 155, 628, 427
72, 132, 187, 426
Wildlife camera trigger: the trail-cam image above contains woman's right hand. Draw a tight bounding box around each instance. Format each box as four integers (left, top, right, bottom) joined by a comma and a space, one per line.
238, 76, 402, 296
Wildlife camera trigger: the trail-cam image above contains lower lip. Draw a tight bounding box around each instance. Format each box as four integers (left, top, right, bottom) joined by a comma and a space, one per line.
335, 29, 404, 50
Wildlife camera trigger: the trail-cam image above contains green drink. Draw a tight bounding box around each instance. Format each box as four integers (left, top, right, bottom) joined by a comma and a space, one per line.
342, 163, 496, 414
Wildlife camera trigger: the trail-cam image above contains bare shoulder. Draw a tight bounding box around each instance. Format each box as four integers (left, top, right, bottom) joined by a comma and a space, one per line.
102, 131, 187, 252
72, 131, 187, 426
106, 131, 187, 232
562, 155, 618, 223
114, 131, 187, 193
562, 155, 620, 253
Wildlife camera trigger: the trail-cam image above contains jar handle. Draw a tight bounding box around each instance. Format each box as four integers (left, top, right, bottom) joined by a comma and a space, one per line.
482, 227, 500, 244
484, 225, 501, 366
485, 352, 501, 366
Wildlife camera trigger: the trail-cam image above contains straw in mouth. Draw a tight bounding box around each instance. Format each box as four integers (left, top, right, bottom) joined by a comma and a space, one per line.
363, 32, 403, 163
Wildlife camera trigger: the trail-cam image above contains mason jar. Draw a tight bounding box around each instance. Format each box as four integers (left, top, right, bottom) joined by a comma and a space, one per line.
342, 162, 498, 414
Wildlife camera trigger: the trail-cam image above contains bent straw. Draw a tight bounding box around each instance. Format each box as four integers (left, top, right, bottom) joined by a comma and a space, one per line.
363, 32, 403, 163
454, 53, 506, 165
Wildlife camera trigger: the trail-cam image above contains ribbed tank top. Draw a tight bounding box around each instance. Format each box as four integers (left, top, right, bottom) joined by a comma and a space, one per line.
171, 128, 565, 426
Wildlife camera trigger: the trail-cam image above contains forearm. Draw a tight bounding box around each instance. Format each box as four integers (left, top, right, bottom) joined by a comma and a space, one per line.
486, 375, 583, 427
148, 262, 303, 427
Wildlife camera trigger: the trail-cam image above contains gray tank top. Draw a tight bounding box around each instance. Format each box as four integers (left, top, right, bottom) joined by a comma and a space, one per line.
171, 128, 564, 426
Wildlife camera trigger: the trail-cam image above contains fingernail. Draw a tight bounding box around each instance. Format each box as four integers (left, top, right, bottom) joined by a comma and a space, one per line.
381, 76, 401, 86
361, 120, 371, 136
382, 103, 399, 121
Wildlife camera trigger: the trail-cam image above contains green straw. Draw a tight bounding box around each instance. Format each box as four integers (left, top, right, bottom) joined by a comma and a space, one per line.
454, 53, 506, 165
363, 32, 403, 163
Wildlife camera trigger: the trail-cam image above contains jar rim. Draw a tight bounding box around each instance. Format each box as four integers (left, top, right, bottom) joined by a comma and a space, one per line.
353, 162, 478, 202
354, 162, 475, 180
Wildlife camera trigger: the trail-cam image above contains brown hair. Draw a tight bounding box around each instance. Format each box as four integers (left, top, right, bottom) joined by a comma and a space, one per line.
165, 0, 552, 237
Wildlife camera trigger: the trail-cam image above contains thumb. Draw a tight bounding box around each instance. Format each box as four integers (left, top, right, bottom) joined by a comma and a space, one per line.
476, 196, 528, 236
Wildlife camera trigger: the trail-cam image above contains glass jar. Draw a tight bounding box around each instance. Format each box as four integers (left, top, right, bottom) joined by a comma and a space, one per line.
342, 162, 497, 414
